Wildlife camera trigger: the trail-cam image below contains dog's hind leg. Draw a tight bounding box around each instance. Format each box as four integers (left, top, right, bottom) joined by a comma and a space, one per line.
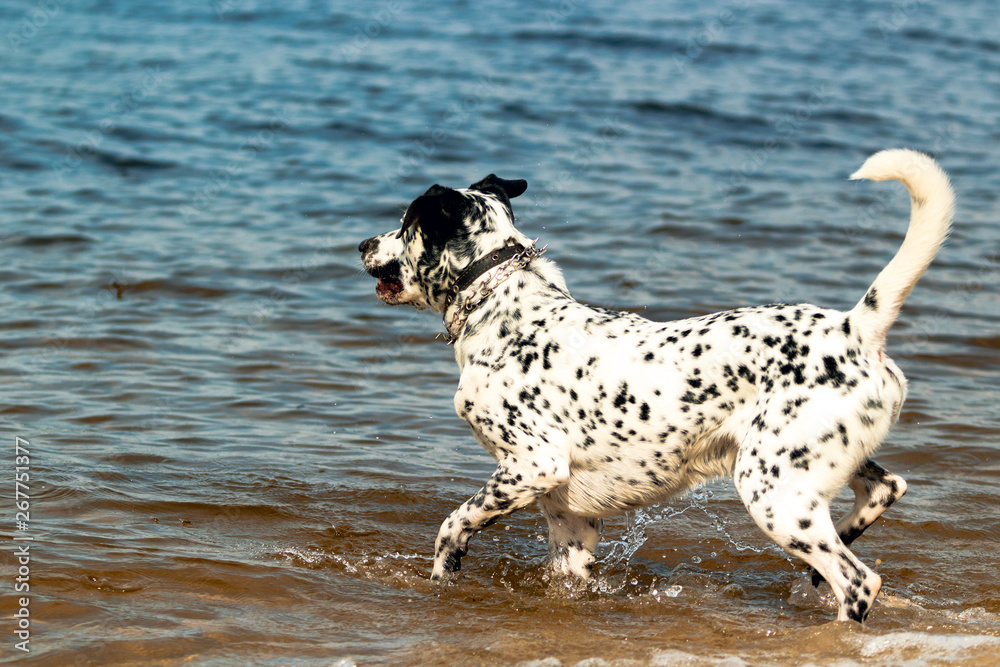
431, 453, 569, 581
810, 458, 907, 585
835, 459, 907, 545
538, 496, 602, 579
734, 441, 881, 622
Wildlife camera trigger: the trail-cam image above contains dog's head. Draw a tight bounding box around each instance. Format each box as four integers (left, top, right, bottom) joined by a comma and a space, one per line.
359, 174, 529, 312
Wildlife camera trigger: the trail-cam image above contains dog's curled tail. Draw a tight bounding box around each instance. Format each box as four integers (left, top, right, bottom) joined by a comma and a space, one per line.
848, 149, 955, 351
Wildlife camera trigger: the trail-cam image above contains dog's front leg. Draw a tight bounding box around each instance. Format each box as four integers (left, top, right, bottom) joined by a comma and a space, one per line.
431, 454, 569, 581
538, 496, 603, 579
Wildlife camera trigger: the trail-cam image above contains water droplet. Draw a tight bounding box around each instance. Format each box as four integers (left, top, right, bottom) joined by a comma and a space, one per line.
665, 585, 682, 597
691, 555, 702, 563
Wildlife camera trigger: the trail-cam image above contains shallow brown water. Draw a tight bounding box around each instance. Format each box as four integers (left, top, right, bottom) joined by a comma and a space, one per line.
3, 1, 1000, 665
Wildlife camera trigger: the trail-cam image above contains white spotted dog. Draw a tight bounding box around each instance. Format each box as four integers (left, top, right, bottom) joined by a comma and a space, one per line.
358, 150, 954, 623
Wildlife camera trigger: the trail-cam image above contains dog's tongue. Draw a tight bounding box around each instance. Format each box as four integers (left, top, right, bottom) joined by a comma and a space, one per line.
376, 278, 403, 297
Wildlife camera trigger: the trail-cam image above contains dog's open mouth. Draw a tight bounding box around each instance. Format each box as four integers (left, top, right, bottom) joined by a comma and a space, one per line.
367, 259, 404, 299
375, 277, 404, 297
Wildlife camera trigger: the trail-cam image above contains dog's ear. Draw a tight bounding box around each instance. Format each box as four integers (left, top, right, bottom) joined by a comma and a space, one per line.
397, 185, 468, 242
469, 174, 528, 204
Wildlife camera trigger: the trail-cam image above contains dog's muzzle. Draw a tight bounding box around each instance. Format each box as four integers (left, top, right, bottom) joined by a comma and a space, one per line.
359, 237, 404, 300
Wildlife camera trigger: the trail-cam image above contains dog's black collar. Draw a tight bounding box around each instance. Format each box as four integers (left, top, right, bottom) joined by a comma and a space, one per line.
445, 244, 527, 308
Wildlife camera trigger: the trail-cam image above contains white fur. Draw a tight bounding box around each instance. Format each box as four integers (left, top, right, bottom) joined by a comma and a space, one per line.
849, 149, 955, 350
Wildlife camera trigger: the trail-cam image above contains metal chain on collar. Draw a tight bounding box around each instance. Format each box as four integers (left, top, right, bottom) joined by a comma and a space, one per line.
441, 240, 547, 344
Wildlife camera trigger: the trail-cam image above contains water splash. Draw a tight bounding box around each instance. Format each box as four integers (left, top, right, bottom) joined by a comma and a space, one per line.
654, 486, 768, 555
602, 508, 652, 568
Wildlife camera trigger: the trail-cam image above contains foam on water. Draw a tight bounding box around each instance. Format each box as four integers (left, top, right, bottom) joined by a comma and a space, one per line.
856, 631, 1000, 663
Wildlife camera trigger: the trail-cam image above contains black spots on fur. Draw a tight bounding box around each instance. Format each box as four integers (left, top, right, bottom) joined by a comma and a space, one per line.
692, 344, 703, 358
542, 341, 560, 370
612, 381, 636, 413
639, 402, 650, 421
837, 422, 849, 447
576, 367, 584, 380
687, 377, 702, 389
778, 359, 807, 385
852, 599, 870, 623
781, 396, 808, 416
815, 356, 847, 388
519, 351, 538, 374
644, 351, 655, 361
770, 465, 780, 478
613, 383, 628, 411
680, 383, 720, 406
733, 324, 751, 337
787, 538, 812, 554
780, 334, 804, 362
863, 288, 878, 311
737, 365, 756, 385
501, 398, 521, 427
842, 317, 852, 336
789, 446, 811, 470
762, 335, 780, 347
681, 329, 692, 338
798, 518, 813, 530
569, 389, 578, 402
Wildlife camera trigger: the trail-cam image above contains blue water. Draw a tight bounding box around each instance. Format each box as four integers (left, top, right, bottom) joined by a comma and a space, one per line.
1, 1, 999, 665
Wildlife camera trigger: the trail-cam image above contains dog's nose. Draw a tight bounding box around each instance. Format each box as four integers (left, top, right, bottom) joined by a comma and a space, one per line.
358, 237, 379, 254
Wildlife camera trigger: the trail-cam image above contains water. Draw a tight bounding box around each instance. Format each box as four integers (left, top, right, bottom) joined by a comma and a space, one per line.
1, 0, 999, 664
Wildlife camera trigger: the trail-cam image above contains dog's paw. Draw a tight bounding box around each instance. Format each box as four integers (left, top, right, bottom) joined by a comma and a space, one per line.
431, 545, 467, 583
429, 568, 460, 585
